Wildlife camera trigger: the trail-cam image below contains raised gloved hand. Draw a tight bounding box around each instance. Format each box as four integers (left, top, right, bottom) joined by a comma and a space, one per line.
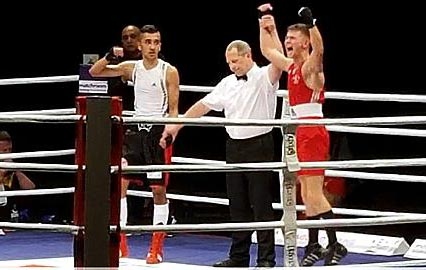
298, 7, 316, 28
105, 46, 124, 63
257, 3, 273, 18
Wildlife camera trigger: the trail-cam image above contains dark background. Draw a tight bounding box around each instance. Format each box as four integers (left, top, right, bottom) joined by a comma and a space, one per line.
1, 1, 425, 241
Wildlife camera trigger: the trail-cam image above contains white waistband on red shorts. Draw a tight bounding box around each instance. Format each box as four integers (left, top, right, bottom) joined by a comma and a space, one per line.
291, 103, 323, 118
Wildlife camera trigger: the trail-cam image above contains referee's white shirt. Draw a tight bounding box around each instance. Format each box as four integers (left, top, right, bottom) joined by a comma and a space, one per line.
201, 63, 279, 139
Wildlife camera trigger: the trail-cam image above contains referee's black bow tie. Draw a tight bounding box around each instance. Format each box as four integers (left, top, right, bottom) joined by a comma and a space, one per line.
236, 74, 248, 81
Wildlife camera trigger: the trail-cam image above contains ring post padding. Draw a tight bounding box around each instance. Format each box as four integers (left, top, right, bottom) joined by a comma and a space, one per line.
83, 96, 115, 267
282, 124, 299, 267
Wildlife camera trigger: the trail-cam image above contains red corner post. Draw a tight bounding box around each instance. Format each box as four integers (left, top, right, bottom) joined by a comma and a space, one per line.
73, 96, 123, 268
74, 96, 86, 267
110, 96, 123, 266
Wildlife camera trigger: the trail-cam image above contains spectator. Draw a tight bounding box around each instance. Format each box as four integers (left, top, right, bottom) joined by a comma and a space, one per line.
0, 131, 36, 234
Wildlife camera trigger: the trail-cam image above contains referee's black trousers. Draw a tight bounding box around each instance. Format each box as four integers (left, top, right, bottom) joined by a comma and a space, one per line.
225, 131, 275, 264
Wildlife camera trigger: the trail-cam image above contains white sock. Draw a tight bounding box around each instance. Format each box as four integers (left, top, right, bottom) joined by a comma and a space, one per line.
120, 197, 128, 227
153, 202, 169, 225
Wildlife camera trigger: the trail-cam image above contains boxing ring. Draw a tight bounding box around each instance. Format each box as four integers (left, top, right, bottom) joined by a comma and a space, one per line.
1, 75, 426, 269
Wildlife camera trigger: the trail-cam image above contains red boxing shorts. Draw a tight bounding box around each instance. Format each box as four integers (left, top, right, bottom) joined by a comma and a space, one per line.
296, 124, 329, 176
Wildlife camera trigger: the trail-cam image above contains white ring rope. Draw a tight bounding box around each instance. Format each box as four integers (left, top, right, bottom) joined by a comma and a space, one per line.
3, 149, 426, 183
0, 187, 74, 197
173, 156, 225, 165
0, 149, 75, 160
0, 221, 79, 232
187, 86, 426, 103
122, 110, 138, 116
325, 170, 426, 183
148, 84, 426, 103
2, 105, 423, 137
3, 214, 423, 233
0, 114, 82, 123
319, 91, 426, 103
0, 108, 76, 115
193, 115, 426, 136
123, 115, 426, 127
119, 157, 426, 174
2, 74, 426, 103
0, 75, 79, 86
197, 115, 426, 137
1, 186, 417, 218
0, 162, 78, 172
173, 156, 426, 183
326, 125, 426, 137
0, 186, 420, 218
1, 185, 423, 220
127, 190, 424, 217
0, 110, 424, 138
120, 215, 426, 233
4, 107, 426, 137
